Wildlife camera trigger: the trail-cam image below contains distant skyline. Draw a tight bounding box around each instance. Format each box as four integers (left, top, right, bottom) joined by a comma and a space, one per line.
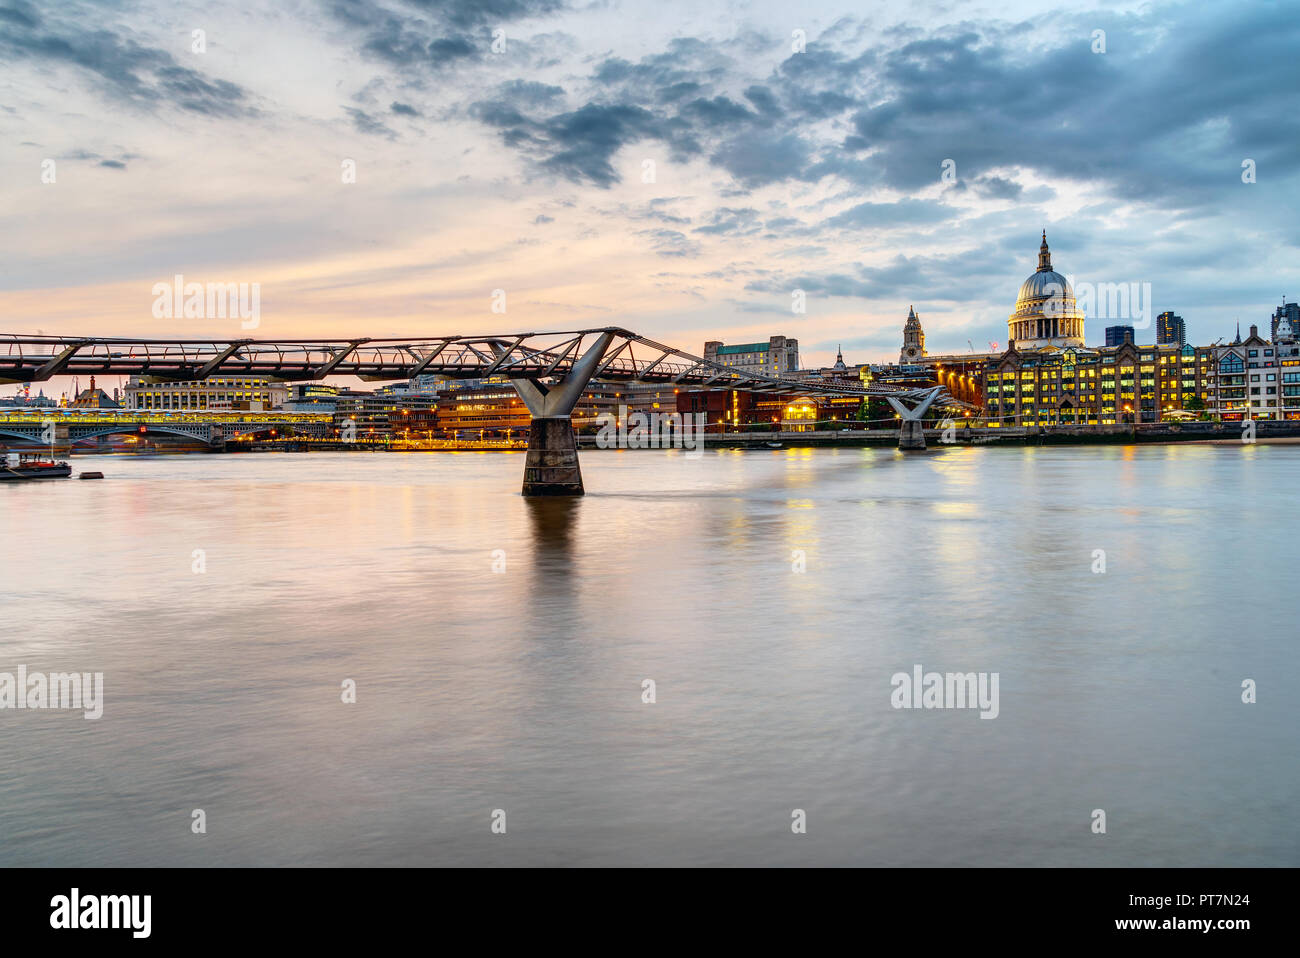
2, 0, 1298, 371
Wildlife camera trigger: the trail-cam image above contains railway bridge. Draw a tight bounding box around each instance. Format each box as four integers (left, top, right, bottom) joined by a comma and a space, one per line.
0, 409, 329, 451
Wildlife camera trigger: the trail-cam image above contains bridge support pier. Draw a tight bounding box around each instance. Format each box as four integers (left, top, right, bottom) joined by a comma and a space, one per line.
503, 331, 615, 497
887, 386, 943, 452
898, 419, 926, 451
52, 423, 71, 457
522, 418, 583, 495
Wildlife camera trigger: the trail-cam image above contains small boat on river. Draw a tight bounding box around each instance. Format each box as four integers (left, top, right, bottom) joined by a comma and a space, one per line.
1, 451, 72, 480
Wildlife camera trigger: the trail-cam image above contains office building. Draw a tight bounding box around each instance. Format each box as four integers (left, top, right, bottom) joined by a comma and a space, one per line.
1157, 311, 1186, 346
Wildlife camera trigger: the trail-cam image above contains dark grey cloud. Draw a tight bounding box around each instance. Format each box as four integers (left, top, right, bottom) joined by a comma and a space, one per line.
0, 1, 251, 116
498, 79, 565, 107
328, 0, 569, 73
742, 85, 781, 118
473, 101, 668, 186
56, 147, 136, 168
970, 176, 1022, 200
390, 101, 419, 116
429, 36, 476, 61
407, 0, 567, 31
709, 132, 812, 188
763, 216, 803, 231
680, 95, 757, 128
617, 200, 691, 227
0, 0, 37, 28
694, 207, 762, 236
345, 106, 397, 138
354, 17, 474, 68
658, 81, 704, 104
824, 198, 956, 229
638, 228, 701, 258
466, 36, 753, 185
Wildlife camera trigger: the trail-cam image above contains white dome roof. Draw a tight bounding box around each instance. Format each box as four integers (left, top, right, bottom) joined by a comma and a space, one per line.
1017, 270, 1073, 303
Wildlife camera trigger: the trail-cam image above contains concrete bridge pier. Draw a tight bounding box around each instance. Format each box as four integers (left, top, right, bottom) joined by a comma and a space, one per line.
887, 386, 943, 452
504, 331, 615, 496
522, 418, 583, 494
898, 418, 927, 450
52, 422, 71, 457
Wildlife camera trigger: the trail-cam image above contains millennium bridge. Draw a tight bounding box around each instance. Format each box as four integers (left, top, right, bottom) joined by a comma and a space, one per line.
1, 329, 964, 494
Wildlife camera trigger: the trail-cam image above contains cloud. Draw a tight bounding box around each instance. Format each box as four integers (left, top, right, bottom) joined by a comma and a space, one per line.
970, 176, 1022, 200
344, 106, 397, 138
0, 2, 251, 116
498, 79, 565, 107
537, 104, 665, 186
638, 228, 701, 258
694, 207, 762, 236
823, 198, 956, 229
328, 0, 569, 71
710, 132, 813, 188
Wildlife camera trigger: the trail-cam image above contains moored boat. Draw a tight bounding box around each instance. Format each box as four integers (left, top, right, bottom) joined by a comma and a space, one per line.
2, 452, 72, 480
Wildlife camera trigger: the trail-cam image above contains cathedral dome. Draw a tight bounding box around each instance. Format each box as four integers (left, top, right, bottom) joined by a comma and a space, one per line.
1007, 232, 1085, 349
1016, 269, 1074, 304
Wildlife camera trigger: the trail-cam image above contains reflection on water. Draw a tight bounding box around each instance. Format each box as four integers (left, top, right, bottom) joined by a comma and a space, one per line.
526, 495, 579, 564
0, 445, 1296, 866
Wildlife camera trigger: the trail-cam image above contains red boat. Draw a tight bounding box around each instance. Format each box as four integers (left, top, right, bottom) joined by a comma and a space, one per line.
2, 452, 72, 480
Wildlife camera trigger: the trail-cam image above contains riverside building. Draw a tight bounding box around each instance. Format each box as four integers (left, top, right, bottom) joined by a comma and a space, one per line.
124, 375, 288, 411
703, 336, 799, 375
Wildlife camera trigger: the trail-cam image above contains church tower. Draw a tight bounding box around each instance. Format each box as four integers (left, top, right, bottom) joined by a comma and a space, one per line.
900, 306, 926, 363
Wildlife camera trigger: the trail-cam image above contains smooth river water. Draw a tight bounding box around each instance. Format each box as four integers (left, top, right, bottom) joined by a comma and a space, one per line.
1, 444, 1296, 866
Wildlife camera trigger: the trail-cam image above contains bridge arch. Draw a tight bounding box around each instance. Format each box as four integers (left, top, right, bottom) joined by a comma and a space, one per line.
67, 424, 219, 444
0, 427, 45, 445
0, 425, 218, 446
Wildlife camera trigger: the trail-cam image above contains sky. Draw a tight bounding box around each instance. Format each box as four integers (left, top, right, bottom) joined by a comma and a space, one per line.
2, 0, 1298, 376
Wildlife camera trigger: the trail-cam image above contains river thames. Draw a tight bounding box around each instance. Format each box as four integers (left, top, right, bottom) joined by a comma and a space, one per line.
1, 444, 1295, 866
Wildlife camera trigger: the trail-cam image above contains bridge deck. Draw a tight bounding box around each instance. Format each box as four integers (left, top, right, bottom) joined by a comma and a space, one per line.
1, 329, 963, 404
